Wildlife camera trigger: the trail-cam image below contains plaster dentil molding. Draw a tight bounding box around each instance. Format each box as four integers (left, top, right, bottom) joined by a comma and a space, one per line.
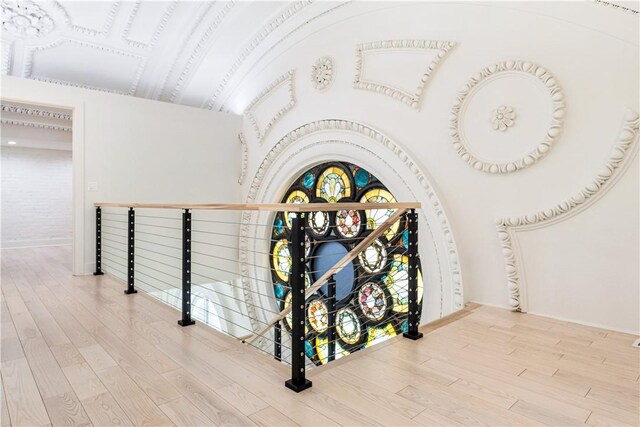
238, 133, 248, 185
244, 70, 296, 143
1, 0, 54, 38
311, 56, 334, 91
205, 1, 312, 110
1, 118, 71, 132
593, 0, 639, 14
238, 119, 464, 333
491, 105, 516, 132
1, 42, 12, 75
451, 60, 565, 174
496, 109, 639, 311
24, 39, 146, 96
354, 39, 456, 110
123, 0, 178, 50
167, 1, 236, 103
53, 1, 119, 38
1, 104, 72, 121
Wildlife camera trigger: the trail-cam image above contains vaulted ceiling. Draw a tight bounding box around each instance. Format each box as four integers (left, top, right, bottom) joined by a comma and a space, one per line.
1, 0, 638, 116
1, 0, 359, 113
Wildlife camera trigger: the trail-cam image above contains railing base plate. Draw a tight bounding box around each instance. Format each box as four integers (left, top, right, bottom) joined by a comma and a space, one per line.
285, 379, 312, 393
403, 331, 424, 340
93, 272, 104, 276
124, 289, 138, 295
178, 319, 196, 327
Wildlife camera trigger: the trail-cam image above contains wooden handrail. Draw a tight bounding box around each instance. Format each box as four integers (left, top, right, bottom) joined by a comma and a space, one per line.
240, 207, 408, 344
94, 202, 420, 212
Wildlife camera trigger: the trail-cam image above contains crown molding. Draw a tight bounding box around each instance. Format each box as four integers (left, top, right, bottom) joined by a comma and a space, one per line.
1, 118, 72, 132
450, 60, 565, 174
1, 104, 71, 121
53, 1, 120, 38
496, 109, 639, 311
238, 132, 248, 185
593, 0, 639, 14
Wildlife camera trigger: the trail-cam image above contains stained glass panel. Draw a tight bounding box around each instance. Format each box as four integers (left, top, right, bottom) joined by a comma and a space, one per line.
316, 166, 351, 202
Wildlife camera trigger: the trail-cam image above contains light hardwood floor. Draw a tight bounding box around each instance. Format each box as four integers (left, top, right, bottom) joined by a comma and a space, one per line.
1, 246, 638, 426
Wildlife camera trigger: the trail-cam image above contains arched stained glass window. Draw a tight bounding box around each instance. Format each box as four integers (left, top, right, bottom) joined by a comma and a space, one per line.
270, 161, 424, 365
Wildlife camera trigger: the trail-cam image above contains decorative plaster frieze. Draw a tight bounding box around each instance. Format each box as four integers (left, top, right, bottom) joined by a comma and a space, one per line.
1, 118, 72, 132
238, 133, 248, 185
123, 0, 178, 50
53, 1, 120, 37
451, 60, 565, 174
24, 39, 146, 96
311, 56, 334, 91
216, 2, 352, 111
491, 105, 516, 132
354, 39, 456, 110
238, 119, 464, 333
244, 70, 296, 143
1, 42, 12, 75
1, 104, 71, 121
205, 1, 312, 110
496, 109, 639, 311
1, 0, 54, 38
166, 1, 236, 103
593, 0, 639, 14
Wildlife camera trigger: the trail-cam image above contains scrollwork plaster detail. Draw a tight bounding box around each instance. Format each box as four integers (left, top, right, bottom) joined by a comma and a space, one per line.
354, 39, 456, 110
244, 70, 295, 143
311, 56, 333, 91
238, 119, 464, 334
451, 60, 565, 174
497, 109, 639, 311
238, 133, 248, 185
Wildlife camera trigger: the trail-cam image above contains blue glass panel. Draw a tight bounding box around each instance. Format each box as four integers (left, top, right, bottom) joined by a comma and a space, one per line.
274, 218, 284, 235
305, 340, 314, 357
312, 242, 355, 301
402, 229, 409, 248
274, 283, 285, 299
354, 168, 370, 188
303, 172, 315, 190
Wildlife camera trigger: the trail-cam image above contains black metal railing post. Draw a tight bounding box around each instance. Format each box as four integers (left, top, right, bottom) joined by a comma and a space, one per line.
403, 209, 423, 340
327, 275, 337, 362
93, 206, 104, 276
178, 209, 195, 326
124, 207, 137, 294
274, 320, 282, 362
285, 212, 312, 392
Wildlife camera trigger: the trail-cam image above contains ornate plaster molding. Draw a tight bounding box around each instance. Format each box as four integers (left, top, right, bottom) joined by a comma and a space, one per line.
593, 0, 639, 14
496, 109, 639, 311
244, 70, 296, 143
1, 118, 72, 132
205, 1, 312, 110
238, 133, 248, 185
1, 0, 54, 38
311, 56, 334, 91
354, 39, 456, 110
24, 39, 146, 96
123, 0, 178, 49
451, 60, 565, 174
166, 1, 236, 103
53, 1, 120, 37
1, 104, 71, 121
238, 119, 464, 333
491, 105, 516, 132
1, 42, 12, 75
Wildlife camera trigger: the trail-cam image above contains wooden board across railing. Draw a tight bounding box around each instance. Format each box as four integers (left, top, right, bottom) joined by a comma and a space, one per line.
94, 202, 420, 212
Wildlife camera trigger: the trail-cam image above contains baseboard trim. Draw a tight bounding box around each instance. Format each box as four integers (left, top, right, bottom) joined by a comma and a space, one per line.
1, 239, 72, 249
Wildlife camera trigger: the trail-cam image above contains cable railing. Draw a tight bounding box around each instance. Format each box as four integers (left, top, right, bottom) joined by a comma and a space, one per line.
93, 201, 423, 393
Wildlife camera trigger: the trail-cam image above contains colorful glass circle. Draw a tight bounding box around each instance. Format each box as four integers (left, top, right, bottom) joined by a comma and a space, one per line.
272, 239, 291, 281
360, 187, 400, 240
334, 208, 364, 239
383, 254, 424, 313
358, 282, 388, 321
307, 299, 329, 333
284, 189, 310, 229
316, 166, 351, 202
358, 238, 387, 274
336, 307, 362, 345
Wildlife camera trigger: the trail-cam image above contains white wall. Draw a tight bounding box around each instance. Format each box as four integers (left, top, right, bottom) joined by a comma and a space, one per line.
1, 146, 72, 248
1, 76, 243, 275
226, 2, 639, 332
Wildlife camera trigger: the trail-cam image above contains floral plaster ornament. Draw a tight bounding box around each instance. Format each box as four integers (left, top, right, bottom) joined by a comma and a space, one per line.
491, 105, 516, 131
1, 0, 54, 38
311, 56, 333, 91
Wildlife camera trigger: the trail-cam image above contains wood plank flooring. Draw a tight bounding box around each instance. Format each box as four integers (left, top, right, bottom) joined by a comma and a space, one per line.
1, 246, 638, 426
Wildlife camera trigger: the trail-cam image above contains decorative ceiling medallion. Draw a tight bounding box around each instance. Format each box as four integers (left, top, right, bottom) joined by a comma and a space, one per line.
244, 70, 296, 143
451, 60, 565, 174
497, 110, 638, 311
1, 0, 54, 38
354, 39, 456, 110
491, 105, 516, 132
311, 56, 334, 91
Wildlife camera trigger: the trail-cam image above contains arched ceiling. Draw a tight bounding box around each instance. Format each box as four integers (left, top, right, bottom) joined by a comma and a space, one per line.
1, 0, 637, 114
